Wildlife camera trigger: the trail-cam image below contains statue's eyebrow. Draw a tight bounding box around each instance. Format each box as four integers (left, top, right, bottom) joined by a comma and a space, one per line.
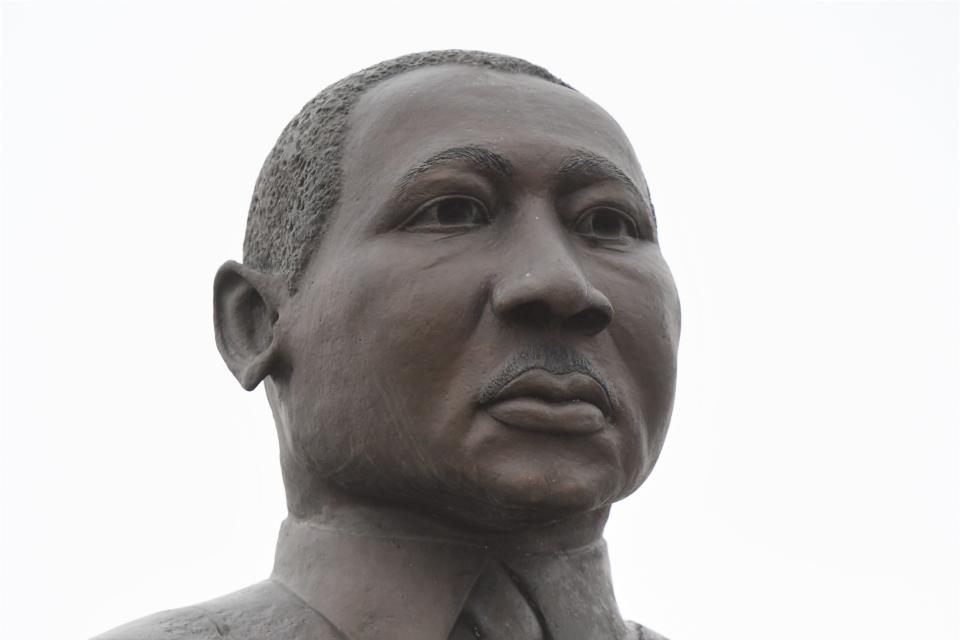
556, 151, 648, 204
396, 146, 513, 193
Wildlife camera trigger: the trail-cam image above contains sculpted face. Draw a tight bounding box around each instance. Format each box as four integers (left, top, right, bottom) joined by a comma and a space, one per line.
267, 65, 680, 529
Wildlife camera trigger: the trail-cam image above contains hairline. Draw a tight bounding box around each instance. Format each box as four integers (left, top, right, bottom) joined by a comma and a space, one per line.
242, 51, 575, 292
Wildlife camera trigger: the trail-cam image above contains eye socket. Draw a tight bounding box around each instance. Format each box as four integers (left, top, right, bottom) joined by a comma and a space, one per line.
574, 206, 640, 241
403, 196, 490, 232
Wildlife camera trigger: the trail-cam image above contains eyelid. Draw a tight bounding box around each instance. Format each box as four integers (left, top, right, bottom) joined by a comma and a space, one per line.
560, 181, 653, 236
401, 194, 490, 231
392, 169, 498, 225
573, 205, 642, 240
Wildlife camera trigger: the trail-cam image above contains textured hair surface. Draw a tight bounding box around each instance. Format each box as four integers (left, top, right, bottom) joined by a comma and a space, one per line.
242, 50, 572, 291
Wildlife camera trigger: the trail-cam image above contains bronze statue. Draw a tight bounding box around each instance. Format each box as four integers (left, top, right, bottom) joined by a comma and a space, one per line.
94, 50, 681, 640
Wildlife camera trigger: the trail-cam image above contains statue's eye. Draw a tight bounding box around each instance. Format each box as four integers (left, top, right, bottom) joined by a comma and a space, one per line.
404, 196, 489, 232
574, 207, 639, 241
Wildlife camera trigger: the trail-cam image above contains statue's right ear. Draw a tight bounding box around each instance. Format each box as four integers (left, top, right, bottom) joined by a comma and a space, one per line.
213, 260, 288, 391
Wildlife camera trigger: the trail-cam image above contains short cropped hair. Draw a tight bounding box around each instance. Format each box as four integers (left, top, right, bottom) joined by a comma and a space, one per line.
242, 50, 571, 291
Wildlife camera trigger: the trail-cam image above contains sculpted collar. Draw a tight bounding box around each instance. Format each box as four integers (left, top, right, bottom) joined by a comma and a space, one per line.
271, 511, 630, 640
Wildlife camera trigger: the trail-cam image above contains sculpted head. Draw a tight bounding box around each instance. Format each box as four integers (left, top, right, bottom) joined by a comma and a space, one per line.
213, 51, 681, 533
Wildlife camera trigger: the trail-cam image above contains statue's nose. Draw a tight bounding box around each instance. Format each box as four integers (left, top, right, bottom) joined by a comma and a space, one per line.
491, 215, 613, 336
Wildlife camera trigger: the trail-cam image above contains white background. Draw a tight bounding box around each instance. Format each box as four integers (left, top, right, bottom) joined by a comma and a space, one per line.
2, 2, 957, 639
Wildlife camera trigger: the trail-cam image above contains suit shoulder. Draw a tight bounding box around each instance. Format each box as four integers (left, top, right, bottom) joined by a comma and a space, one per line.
627, 620, 669, 640
91, 579, 344, 640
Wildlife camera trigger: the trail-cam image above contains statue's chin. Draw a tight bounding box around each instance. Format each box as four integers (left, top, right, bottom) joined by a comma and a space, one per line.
282, 445, 638, 541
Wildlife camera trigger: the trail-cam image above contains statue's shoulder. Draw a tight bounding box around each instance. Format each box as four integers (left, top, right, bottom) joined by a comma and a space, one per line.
90, 579, 344, 640
628, 620, 669, 640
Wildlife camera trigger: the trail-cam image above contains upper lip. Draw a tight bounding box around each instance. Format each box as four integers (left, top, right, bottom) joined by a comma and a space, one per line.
486, 369, 613, 416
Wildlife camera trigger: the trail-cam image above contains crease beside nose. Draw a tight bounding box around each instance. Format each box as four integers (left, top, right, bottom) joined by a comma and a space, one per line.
492, 257, 613, 336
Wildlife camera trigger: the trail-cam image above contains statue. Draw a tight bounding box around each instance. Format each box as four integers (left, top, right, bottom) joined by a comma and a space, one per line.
93, 50, 681, 640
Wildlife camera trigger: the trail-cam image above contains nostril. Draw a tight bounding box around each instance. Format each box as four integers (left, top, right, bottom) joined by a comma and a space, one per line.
507, 301, 553, 329
562, 307, 612, 336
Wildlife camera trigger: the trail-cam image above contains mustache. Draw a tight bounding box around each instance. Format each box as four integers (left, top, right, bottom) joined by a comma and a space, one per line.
476, 343, 617, 408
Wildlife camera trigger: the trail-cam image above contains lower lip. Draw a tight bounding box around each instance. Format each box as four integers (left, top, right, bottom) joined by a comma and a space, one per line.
484, 398, 607, 436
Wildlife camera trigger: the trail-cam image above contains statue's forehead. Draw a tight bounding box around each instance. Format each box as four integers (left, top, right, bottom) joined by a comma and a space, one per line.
340, 65, 642, 188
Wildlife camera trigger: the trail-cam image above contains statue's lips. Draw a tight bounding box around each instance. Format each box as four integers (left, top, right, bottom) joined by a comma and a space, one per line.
482, 370, 611, 436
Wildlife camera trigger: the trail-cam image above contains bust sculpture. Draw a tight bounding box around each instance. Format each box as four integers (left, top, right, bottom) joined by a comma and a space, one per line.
94, 50, 681, 640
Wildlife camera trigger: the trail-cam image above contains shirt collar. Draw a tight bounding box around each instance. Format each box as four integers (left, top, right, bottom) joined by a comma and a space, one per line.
271, 513, 630, 640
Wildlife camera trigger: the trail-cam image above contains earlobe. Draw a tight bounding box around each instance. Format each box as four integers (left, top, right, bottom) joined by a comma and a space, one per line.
213, 260, 288, 391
